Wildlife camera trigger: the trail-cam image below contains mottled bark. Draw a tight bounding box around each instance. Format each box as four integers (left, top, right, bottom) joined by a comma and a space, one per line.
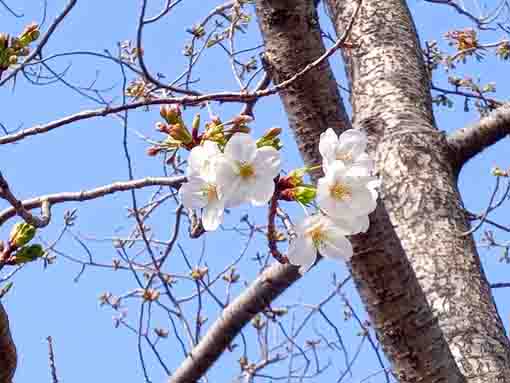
326, 0, 510, 381
448, 103, 510, 171
0, 302, 16, 383
169, 263, 301, 383
255, 1, 464, 382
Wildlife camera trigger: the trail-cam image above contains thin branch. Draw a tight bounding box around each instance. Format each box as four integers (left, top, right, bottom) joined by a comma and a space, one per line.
0, 176, 186, 226
0, 171, 51, 227
447, 102, 510, 171
0, 17, 355, 146
0, 0, 23, 17
491, 282, 510, 289
168, 262, 302, 383
46, 336, 59, 383
0, 0, 78, 87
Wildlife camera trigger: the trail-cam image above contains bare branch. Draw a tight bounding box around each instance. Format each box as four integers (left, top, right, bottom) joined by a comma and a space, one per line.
168, 262, 301, 383
0, 0, 78, 87
0, 27, 355, 146
0, 172, 51, 227
448, 103, 510, 171
0, 176, 186, 227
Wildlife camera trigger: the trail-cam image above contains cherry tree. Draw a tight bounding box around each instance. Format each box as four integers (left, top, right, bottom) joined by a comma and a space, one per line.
1, 1, 510, 382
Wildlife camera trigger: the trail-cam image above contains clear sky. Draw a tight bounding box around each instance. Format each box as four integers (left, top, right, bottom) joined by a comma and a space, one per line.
1, 1, 509, 382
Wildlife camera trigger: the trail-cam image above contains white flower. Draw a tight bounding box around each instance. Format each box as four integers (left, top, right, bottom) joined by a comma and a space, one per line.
287, 214, 354, 274
179, 175, 224, 231
180, 141, 225, 231
216, 133, 281, 207
317, 161, 377, 219
187, 140, 222, 178
319, 128, 374, 172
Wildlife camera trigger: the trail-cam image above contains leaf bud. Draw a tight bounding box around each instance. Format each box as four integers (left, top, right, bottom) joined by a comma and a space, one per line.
9, 222, 36, 248
13, 244, 44, 264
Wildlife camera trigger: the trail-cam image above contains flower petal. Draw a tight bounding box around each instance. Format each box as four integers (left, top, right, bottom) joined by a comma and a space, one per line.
321, 227, 353, 261
250, 175, 275, 206
337, 129, 367, 160
319, 128, 338, 165
202, 200, 224, 231
224, 133, 257, 163
215, 159, 245, 207
187, 146, 208, 176
179, 177, 208, 209
349, 186, 378, 216
287, 236, 317, 274
254, 147, 281, 179
331, 214, 370, 234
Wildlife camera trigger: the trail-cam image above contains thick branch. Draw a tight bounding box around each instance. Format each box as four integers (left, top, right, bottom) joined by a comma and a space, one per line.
448, 103, 510, 171
0, 302, 16, 383
169, 263, 301, 383
170, 1, 465, 382
327, 0, 510, 381
0, 176, 186, 227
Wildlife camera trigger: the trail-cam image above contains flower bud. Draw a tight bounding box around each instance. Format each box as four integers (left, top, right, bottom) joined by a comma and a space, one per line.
168, 123, 193, 144
0, 33, 8, 49
9, 222, 36, 248
160, 105, 182, 125
232, 114, 253, 126
19, 23, 39, 46
13, 244, 44, 264
280, 186, 316, 205
191, 113, 201, 139
146, 146, 161, 156
256, 127, 283, 150
230, 126, 251, 134
492, 167, 509, 177
155, 121, 170, 133
142, 288, 160, 302
278, 168, 307, 190
262, 127, 281, 140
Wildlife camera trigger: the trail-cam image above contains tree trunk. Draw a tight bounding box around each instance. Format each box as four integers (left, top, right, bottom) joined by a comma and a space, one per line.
0, 302, 16, 383
326, 0, 510, 381
255, 1, 465, 381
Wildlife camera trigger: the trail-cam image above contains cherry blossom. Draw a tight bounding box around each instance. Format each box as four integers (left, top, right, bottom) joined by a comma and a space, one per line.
287, 214, 354, 273
180, 141, 225, 231
179, 175, 224, 231
215, 133, 281, 207
316, 160, 378, 220
319, 128, 374, 172
187, 140, 222, 177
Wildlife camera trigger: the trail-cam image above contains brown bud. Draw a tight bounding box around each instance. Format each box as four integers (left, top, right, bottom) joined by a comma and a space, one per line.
146, 146, 161, 156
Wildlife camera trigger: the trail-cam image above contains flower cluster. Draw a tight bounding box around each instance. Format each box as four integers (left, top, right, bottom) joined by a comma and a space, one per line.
174, 112, 378, 274
179, 132, 281, 231
287, 128, 379, 273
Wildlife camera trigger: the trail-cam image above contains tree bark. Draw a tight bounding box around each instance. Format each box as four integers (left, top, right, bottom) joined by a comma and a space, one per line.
448, 103, 510, 171
255, 1, 464, 382
326, 0, 510, 381
0, 302, 16, 383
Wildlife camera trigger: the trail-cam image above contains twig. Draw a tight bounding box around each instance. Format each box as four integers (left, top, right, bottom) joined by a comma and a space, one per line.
0, 0, 78, 87
46, 336, 59, 383
0, 176, 186, 226
0, 171, 51, 227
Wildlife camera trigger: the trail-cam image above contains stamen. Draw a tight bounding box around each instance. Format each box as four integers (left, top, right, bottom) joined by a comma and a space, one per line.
238, 162, 255, 179
329, 183, 352, 201
202, 183, 218, 202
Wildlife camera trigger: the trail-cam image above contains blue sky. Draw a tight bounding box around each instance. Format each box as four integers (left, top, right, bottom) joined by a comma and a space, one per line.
1, 1, 509, 382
